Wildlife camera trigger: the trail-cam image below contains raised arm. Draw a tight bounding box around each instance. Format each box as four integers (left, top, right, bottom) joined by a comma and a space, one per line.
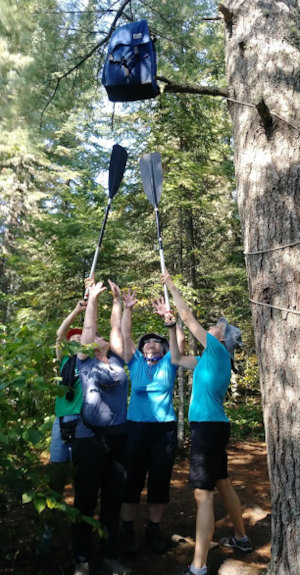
161, 272, 207, 349
108, 280, 123, 358
121, 289, 137, 363
55, 300, 87, 361
152, 297, 186, 354
165, 313, 197, 370
77, 281, 107, 360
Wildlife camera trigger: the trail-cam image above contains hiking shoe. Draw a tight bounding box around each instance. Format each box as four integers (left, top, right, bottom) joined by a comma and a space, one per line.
73, 562, 89, 575
145, 524, 168, 554
220, 535, 253, 552
178, 567, 202, 575
100, 557, 132, 575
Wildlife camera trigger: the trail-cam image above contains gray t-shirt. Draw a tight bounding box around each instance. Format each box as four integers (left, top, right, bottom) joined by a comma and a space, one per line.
75, 351, 128, 438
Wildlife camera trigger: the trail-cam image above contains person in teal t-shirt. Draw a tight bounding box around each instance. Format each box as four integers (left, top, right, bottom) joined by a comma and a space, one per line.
120, 290, 185, 555
161, 271, 252, 575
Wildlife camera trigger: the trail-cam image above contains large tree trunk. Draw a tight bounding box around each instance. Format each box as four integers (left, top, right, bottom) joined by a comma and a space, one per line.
220, 1, 300, 573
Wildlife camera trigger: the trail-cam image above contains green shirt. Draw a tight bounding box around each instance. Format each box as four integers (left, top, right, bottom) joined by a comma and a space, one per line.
54, 356, 83, 417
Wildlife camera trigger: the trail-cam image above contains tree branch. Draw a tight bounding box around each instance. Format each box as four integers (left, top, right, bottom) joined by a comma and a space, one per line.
157, 76, 228, 98
40, 0, 132, 121
218, 3, 234, 36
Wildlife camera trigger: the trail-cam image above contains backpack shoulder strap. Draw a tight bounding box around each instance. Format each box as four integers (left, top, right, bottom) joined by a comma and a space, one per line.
60, 355, 77, 401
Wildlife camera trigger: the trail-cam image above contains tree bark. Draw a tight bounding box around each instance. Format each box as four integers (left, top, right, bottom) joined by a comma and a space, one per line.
221, 1, 300, 573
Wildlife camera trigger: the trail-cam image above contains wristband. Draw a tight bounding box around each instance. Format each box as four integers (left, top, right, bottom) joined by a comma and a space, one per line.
164, 321, 176, 328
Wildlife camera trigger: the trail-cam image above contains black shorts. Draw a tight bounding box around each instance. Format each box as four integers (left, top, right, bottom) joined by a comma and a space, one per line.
124, 421, 177, 504
189, 421, 230, 491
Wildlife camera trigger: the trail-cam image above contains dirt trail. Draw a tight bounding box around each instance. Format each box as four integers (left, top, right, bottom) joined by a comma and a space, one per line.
3, 441, 271, 575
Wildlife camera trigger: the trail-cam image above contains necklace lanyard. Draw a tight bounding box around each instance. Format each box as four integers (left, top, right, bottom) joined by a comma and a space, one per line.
143, 356, 162, 381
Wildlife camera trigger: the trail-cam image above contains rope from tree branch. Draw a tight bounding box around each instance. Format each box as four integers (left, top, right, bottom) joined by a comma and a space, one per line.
226, 98, 300, 133
270, 112, 300, 134
249, 300, 300, 316
244, 241, 300, 256
157, 83, 300, 133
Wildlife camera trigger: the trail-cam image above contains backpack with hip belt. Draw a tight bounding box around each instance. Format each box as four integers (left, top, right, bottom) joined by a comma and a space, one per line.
101, 19, 160, 102
58, 355, 80, 443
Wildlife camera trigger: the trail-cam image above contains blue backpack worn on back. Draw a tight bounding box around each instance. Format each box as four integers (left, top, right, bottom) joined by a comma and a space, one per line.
102, 19, 160, 102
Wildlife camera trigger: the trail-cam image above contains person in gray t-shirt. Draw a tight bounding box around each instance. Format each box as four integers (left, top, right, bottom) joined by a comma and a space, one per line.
72, 279, 130, 575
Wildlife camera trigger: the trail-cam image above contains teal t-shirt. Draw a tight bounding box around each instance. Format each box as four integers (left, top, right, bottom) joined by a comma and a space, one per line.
54, 356, 83, 417
188, 333, 231, 423
127, 350, 178, 422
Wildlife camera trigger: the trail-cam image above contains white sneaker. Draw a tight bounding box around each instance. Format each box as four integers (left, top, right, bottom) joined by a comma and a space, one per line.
73, 562, 90, 575
101, 557, 132, 575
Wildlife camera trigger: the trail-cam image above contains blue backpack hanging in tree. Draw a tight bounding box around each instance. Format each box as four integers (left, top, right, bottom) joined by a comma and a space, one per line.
101, 19, 160, 102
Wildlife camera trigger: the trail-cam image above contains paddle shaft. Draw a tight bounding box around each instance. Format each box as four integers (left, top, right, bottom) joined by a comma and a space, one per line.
84, 198, 111, 299
153, 203, 170, 311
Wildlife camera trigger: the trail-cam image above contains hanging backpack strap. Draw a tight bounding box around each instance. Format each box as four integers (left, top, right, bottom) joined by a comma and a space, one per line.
108, 45, 140, 78
60, 355, 77, 401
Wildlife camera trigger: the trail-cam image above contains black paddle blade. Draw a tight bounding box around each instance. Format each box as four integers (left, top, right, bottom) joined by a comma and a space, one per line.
108, 144, 128, 198
139, 152, 163, 207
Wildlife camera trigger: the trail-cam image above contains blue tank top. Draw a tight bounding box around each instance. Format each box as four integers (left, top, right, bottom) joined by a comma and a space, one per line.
189, 333, 231, 422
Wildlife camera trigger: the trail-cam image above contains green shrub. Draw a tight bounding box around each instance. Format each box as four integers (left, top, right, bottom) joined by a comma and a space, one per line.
225, 399, 265, 440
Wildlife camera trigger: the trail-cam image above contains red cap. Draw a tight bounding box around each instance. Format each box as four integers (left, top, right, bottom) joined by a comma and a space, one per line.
66, 328, 82, 340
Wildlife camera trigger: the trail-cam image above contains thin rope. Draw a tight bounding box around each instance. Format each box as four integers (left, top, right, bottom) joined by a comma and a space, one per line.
271, 112, 300, 134
226, 98, 300, 133
249, 299, 300, 315
226, 97, 255, 109
244, 240, 300, 256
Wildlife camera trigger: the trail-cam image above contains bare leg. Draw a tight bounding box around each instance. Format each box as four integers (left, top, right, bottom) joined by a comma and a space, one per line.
216, 477, 245, 539
148, 503, 165, 523
191, 488, 214, 569
121, 502, 140, 522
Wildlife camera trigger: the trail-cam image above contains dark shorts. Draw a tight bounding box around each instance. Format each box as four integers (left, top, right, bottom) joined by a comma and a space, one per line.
189, 421, 230, 491
124, 421, 177, 504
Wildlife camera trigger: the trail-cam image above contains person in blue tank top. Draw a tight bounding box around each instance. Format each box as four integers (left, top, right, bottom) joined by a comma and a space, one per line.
120, 290, 185, 555
161, 271, 252, 575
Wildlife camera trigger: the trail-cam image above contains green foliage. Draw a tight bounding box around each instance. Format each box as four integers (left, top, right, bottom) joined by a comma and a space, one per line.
22, 490, 103, 534
0, 316, 56, 499
0, 0, 263, 545
226, 400, 265, 440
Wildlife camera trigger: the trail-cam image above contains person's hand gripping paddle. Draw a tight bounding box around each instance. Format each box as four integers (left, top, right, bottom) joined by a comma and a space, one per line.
85, 144, 128, 298
139, 152, 170, 311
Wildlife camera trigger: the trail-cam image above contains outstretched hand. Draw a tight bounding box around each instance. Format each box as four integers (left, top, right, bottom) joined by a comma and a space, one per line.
108, 279, 121, 299
123, 288, 137, 309
152, 297, 168, 317
88, 281, 107, 299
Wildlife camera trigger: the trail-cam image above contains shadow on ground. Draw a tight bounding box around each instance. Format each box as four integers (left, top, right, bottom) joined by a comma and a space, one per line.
2, 441, 271, 575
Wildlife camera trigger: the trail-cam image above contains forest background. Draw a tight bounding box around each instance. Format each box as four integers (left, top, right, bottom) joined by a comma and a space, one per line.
0, 0, 264, 546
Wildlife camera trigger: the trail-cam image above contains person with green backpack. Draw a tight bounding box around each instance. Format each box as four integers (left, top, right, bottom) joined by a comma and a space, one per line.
38, 300, 86, 556
49, 299, 87, 488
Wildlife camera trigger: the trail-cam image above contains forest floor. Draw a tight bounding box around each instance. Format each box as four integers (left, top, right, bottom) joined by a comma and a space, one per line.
1, 440, 271, 575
